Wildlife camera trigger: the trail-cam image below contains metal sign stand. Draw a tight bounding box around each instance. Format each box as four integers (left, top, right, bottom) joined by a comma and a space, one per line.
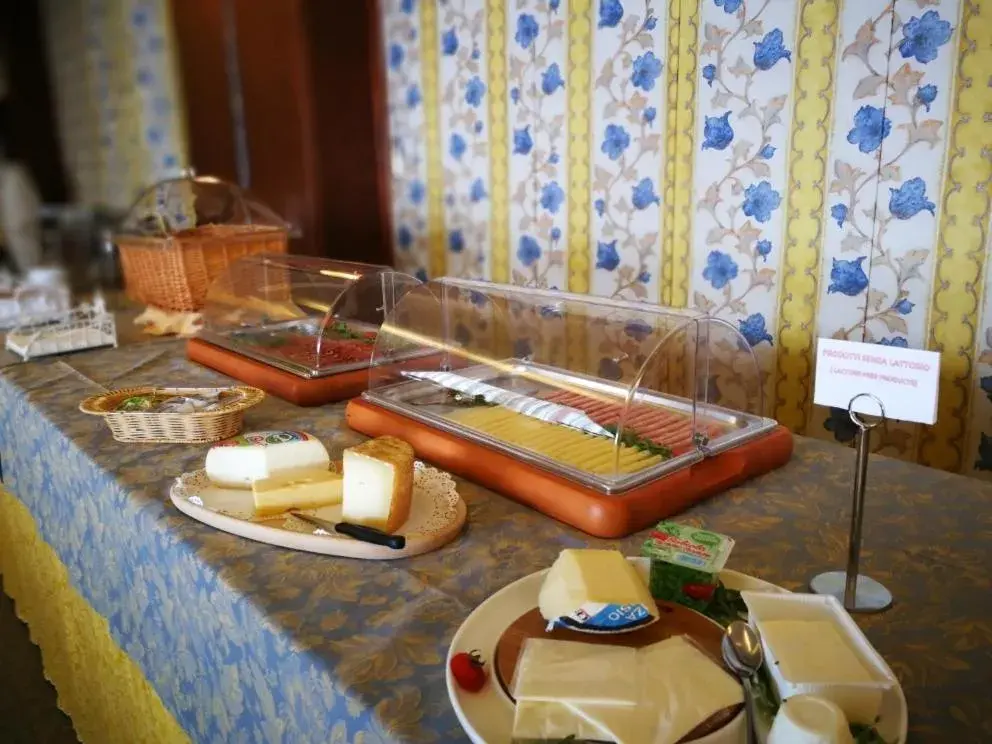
810, 393, 893, 614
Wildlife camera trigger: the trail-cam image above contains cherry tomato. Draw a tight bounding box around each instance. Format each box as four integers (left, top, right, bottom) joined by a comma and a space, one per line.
682, 582, 716, 602
450, 650, 488, 692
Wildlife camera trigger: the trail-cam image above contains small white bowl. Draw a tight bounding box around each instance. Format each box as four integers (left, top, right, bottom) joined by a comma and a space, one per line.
768, 695, 854, 744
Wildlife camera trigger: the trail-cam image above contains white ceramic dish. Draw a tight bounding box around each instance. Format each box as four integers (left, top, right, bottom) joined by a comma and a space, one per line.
170, 461, 466, 560
742, 592, 898, 725
446, 559, 908, 744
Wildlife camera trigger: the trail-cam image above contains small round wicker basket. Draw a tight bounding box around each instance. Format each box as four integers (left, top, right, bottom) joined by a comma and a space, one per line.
79, 386, 265, 444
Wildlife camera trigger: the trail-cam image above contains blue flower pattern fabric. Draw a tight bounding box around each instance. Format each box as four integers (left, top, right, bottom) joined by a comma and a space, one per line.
383, 0, 430, 280
828, 257, 869, 297
738, 313, 773, 347
508, 2, 569, 290
702, 112, 734, 151
588, 0, 666, 301
601, 123, 631, 160
898, 10, 953, 64
703, 250, 739, 290
741, 181, 782, 223
846, 105, 891, 154
818, 0, 955, 457
438, 4, 492, 277
753, 29, 791, 71
889, 177, 936, 220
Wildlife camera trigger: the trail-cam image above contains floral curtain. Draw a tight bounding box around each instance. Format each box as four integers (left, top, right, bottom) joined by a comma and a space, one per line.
380, 0, 992, 478
42, 0, 188, 211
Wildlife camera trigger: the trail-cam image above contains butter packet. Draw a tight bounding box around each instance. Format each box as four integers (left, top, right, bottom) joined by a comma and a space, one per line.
642, 522, 734, 612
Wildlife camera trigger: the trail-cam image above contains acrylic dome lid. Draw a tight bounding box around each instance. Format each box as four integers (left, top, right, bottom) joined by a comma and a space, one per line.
118, 169, 288, 238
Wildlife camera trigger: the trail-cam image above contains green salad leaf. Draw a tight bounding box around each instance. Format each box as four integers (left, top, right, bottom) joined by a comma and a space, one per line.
602, 424, 673, 459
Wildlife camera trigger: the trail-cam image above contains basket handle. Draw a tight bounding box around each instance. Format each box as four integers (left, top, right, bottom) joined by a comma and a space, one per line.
79, 394, 108, 416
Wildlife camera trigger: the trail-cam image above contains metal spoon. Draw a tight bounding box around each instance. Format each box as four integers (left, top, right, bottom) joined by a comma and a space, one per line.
722, 621, 764, 744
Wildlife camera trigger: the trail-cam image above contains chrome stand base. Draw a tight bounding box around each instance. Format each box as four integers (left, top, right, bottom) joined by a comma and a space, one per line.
809, 571, 893, 614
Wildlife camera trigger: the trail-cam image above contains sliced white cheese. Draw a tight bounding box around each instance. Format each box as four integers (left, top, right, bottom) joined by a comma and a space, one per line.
510, 636, 742, 744
252, 468, 343, 518
205, 431, 329, 489
512, 638, 638, 706
538, 549, 658, 631
638, 636, 744, 744
512, 701, 614, 742
760, 620, 874, 683
341, 436, 415, 534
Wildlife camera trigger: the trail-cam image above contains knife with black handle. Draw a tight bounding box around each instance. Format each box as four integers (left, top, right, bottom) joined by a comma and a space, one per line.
290, 511, 406, 550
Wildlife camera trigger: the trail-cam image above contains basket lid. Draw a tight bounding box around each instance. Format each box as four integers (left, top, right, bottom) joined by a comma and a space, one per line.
117, 169, 288, 238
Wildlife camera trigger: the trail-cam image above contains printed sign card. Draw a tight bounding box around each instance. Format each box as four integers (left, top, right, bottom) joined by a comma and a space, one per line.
813, 338, 941, 425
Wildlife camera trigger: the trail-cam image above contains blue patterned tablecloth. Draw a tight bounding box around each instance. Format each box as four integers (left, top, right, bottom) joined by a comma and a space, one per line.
1, 341, 990, 743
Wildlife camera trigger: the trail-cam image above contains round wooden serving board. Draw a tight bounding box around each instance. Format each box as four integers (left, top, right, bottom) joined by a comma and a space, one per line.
169, 463, 466, 560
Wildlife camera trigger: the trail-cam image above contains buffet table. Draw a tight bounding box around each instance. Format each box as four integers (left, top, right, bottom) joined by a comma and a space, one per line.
0, 341, 990, 743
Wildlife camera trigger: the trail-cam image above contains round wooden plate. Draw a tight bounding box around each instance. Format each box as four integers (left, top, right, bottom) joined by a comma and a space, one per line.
169, 461, 466, 560
494, 599, 742, 742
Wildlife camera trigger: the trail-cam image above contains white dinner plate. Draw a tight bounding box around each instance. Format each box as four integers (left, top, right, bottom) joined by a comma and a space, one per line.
446, 559, 908, 744
170, 461, 466, 560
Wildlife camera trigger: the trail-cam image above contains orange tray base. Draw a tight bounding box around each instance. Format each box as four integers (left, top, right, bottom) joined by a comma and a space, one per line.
187, 338, 374, 406
345, 397, 794, 538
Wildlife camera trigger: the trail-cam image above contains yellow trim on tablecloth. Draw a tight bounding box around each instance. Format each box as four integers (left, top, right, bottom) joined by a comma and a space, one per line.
487, 0, 509, 284
421, 0, 446, 279
772, 0, 840, 433
918, 0, 992, 472
566, 0, 592, 373
0, 487, 189, 744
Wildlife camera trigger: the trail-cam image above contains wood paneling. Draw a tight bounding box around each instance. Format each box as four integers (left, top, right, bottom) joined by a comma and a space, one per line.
169, 0, 237, 185
170, 0, 392, 263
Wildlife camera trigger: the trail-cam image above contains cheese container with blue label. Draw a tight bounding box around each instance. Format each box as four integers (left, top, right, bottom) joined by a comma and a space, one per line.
537, 549, 659, 634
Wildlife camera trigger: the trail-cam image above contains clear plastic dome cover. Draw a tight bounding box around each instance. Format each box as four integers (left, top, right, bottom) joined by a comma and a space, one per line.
364, 279, 777, 493
118, 171, 287, 238
198, 254, 423, 378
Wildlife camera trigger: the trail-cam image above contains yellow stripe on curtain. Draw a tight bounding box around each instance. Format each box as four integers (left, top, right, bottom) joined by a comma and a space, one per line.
919, 0, 992, 472
566, 0, 593, 373
422, 0, 447, 279
772, 0, 842, 432
0, 488, 189, 744
488, 0, 510, 284
665, 0, 699, 312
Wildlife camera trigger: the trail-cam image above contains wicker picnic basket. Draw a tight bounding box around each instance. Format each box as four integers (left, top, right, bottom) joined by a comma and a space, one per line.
115, 172, 289, 313
79, 385, 265, 444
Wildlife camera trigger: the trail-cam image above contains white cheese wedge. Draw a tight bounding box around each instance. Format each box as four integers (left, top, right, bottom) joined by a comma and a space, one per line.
252, 468, 343, 518
341, 436, 414, 534
512, 638, 638, 706
205, 431, 330, 489
538, 549, 658, 631
637, 636, 744, 744
760, 620, 874, 683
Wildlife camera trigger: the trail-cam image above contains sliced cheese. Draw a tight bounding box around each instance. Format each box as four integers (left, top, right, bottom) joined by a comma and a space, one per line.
205, 431, 330, 489
760, 620, 874, 683
513, 638, 638, 706
341, 436, 415, 534
510, 636, 743, 744
252, 468, 343, 518
638, 636, 744, 744
538, 549, 658, 631
512, 701, 614, 743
